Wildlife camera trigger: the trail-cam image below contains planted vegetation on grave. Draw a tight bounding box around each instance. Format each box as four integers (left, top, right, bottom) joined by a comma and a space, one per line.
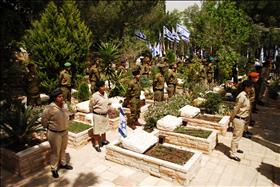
0, 100, 46, 152
174, 126, 212, 139
195, 114, 222, 123
144, 95, 191, 131
203, 92, 222, 114
144, 144, 193, 165
68, 121, 91, 133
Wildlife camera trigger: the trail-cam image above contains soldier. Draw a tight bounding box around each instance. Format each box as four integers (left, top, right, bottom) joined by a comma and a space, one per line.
59, 62, 72, 102
24, 63, 41, 106
89, 59, 101, 94
153, 62, 165, 102
166, 63, 178, 98
229, 80, 253, 162
41, 88, 73, 178
141, 57, 151, 78
124, 67, 142, 130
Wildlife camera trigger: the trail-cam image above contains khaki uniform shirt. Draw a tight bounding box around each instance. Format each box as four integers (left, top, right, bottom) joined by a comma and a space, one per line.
59, 69, 72, 87
89, 65, 100, 82
89, 92, 110, 114
153, 72, 165, 90
167, 70, 177, 86
126, 78, 141, 99
231, 91, 250, 119
41, 103, 69, 131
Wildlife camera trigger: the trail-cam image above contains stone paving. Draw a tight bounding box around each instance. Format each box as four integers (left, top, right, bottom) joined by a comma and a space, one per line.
1, 97, 280, 187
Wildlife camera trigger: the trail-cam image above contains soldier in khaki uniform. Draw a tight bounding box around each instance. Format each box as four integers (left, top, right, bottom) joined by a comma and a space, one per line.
166, 63, 178, 98
141, 57, 151, 78
89, 80, 110, 152
41, 88, 73, 178
24, 63, 41, 106
59, 62, 72, 102
153, 63, 165, 102
124, 68, 141, 130
229, 80, 253, 161
89, 59, 101, 94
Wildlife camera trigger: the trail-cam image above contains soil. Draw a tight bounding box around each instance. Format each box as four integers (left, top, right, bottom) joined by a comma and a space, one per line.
195, 114, 222, 123
144, 144, 193, 165
174, 126, 212, 138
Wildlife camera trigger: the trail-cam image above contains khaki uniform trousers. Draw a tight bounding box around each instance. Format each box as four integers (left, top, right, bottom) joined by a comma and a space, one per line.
154, 90, 164, 102
167, 85, 176, 98
128, 98, 140, 125
230, 118, 245, 157
48, 130, 68, 170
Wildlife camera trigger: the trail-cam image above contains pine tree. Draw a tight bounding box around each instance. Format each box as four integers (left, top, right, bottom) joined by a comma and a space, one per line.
22, 1, 92, 94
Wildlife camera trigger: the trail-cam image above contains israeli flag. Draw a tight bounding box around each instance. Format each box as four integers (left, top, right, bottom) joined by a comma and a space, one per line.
274, 46, 278, 61
163, 26, 174, 42
118, 107, 127, 138
176, 23, 190, 42
260, 47, 265, 63
172, 28, 180, 43
135, 30, 147, 41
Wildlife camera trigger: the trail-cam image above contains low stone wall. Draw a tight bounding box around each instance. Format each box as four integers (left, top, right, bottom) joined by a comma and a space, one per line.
68, 128, 93, 147
74, 112, 92, 125
0, 141, 50, 177
182, 114, 228, 136
159, 127, 217, 154
106, 141, 202, 185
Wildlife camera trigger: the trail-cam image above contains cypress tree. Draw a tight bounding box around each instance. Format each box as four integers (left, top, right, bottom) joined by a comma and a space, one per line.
22, 1, 92, 94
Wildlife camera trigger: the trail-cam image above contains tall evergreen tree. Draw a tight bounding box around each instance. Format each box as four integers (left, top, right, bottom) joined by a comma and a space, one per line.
22, 1, 92, 93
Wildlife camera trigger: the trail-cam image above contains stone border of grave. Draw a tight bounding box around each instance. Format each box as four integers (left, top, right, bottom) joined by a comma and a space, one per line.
182, 114, 229, 135
158, 126, 217, 154
68, 127, 93, 147
0, 141, 50, 177
105, 141, 202, 185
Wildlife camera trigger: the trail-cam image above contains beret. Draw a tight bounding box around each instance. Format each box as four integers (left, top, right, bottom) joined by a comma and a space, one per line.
64, 62, 71, 67
249, 72, 259, 78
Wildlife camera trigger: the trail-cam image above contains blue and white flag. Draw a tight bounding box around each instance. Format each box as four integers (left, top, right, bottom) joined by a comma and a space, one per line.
135, 30, 147, 41
176, 23, 190, 42
172, 28, 180, 43
260, 47, 265, 63
274, 46, 278, 61
118, 107, 127, 138
163, 26, 174, 42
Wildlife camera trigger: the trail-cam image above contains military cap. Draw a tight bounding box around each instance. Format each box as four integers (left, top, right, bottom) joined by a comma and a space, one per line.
50, 88, 63, 101
248, 72, 259, 78
95, 80, 105, 89
64, 62, 71, 67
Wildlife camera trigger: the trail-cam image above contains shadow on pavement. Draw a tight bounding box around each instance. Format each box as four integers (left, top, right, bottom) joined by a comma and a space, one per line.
251, 136, 280, 153
257, 162, 280, 186
215, 142, 230, 156
72, 172, 99, 187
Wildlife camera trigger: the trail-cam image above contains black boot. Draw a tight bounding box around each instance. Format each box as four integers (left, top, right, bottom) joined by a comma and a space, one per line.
51, 170, 59, 178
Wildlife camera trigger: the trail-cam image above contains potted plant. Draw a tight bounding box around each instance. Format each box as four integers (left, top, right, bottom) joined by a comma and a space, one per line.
0, 99, 49, 177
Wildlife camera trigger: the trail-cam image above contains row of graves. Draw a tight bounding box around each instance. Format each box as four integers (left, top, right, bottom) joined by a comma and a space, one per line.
70, 82, 231, 186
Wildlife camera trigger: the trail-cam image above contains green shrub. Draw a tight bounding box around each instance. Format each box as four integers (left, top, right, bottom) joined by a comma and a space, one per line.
204, 92, 222, 114
144, 95, 191, 131
268, 79, 280, 100
78, 82, 90, 102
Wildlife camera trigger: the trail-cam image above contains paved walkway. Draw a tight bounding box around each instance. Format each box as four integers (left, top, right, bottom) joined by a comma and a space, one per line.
2, 97, 280, 187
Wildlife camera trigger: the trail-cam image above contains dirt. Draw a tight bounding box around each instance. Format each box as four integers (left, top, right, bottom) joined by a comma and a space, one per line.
144, 144, 193, 165
195, 114, 222, 123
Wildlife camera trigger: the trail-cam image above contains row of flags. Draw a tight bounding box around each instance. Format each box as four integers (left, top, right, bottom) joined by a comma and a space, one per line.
135, 24, 191, 57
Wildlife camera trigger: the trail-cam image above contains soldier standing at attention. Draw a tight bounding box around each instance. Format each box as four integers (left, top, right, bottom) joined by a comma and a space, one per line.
89, 80, 110, 152
24, 63, 41, 106
153, 62, 165, 102
59, 62, 72, 102
41, 88, 73, 178
229, 80, 253, 162
166, 63, 178, 98
89, 58, 101, 94
125, 67, 141, 130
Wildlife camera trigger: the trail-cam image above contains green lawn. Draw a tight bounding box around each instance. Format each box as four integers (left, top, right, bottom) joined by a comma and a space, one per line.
174, 126, 212, 139
69, 121, 92, 133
